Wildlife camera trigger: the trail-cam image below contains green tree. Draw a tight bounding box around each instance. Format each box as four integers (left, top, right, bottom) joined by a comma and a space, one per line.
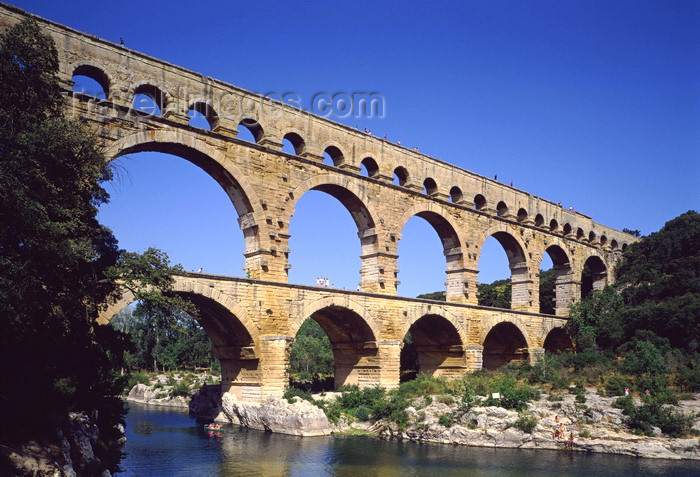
478, 278, 511, 308
539, 268, 556, 314
615, 211, 700, 352
566, 286, 625, 351
289, 319, 334, 378
0, 17, 124, 453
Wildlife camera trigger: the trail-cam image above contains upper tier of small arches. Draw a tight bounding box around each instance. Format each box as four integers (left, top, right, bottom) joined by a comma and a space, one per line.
69, 59, 632, 253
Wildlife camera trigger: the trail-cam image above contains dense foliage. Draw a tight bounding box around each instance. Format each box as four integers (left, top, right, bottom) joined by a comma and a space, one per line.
0, 20, 192, 472
0, 19, 126, 447
566, 211, 700, 394
289, 318, 334, 381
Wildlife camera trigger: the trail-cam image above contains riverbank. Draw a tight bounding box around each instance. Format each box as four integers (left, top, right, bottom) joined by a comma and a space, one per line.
334, 387, 700, 460
124, 376, 700, 461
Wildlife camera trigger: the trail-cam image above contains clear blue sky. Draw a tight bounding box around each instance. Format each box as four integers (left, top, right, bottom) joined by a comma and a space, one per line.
11, 1, 700, 297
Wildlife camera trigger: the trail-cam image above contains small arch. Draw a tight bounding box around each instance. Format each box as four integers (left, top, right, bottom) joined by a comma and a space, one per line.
517, 208, 528, 222
549, 219, 558, 231
534, 214, 544, 227
393, 166, 409, 186
588, 231, 597, 243
423, 178, 438, 196
576, 228, 585, 240
449, 186, 463, 203
282, 132, 306, 156
474, 194, 486, 211
543, 327, 574, 354
562, 223, 572, 235
622, 243, 628, 252
610, 239, 619, 250
361, 157, 379, 177
323, 145, 344, 167
132, 84, 166, 116
483, 322, 529, 370
600, 235, 608, 247
72, 64, 109, 99
496, 201, 508, 217
188, 101, 218, 130
237, 118, 264, 143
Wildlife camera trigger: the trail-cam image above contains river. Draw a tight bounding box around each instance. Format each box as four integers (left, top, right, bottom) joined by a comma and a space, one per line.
116, 402, 699, 476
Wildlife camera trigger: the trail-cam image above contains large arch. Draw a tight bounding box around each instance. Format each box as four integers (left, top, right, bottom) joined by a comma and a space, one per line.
106, 130, 259, 218
292, 296, 379, 389
581, 255, 608, 299
476, 225, 530, 310
543, 327, 574, 354
291, 174, 381, 290
482, 321, 530, 370
403, 313, 466, 379
541, 243, 574, 316
98, 276, 261, 398
397, 204, 466, 300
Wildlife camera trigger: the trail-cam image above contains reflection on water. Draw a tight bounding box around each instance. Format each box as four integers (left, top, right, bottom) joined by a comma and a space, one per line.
118, 402, 700, 477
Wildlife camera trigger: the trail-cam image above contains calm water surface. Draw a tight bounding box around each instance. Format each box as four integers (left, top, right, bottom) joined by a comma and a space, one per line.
116, 402, 700, 476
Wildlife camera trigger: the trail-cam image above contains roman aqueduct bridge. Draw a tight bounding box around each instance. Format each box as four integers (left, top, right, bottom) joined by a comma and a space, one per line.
1, 5, 638, 401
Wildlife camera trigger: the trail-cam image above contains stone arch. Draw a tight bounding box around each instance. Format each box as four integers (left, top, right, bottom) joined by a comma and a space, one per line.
481, 320, 531, 370
282, 130, 306, 156
449, 186, 463, 203
476, 224, 530, 310
291, 174, 381, 290
292, 296, 379, 388
423, 177, 438, 196
534, 214, 545, 227
541, 243, 573, 315
543, 326, 574, 354
360, 156, 379, 178
474, 194, 487, 211
581, 254, 607, 298
237, 117, 265, 143
393, 166, 409, 186
517, 208, 528, 222
397, 204, 466, 300
105, 129, 258, 219
291, 174, 379, 236
322, 144, 345, 166
188, 100, 219, 130
97, 276, 259, 350
496, 201, 508, 217
71, 63, 111, 98
130, 81, 170, 116
403, 313, 466, 378
290, 295, 379, 340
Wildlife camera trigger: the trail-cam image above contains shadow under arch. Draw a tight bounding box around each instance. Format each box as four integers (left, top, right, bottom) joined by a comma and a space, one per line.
482, 321, 530, 370
581, 254, 608, 299
403, 313, 466, 379
98, 275, 261, 395
292, 296, 379, 389
543, 327, 574, 354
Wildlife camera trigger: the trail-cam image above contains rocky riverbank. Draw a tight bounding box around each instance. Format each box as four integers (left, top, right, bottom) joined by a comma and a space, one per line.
336, 387, 700, 460
0, 412, 125, 477
125, 377, 700, 461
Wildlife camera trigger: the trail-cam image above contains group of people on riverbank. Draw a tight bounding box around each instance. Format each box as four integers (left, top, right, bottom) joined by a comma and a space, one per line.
552, 416, 575, 449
